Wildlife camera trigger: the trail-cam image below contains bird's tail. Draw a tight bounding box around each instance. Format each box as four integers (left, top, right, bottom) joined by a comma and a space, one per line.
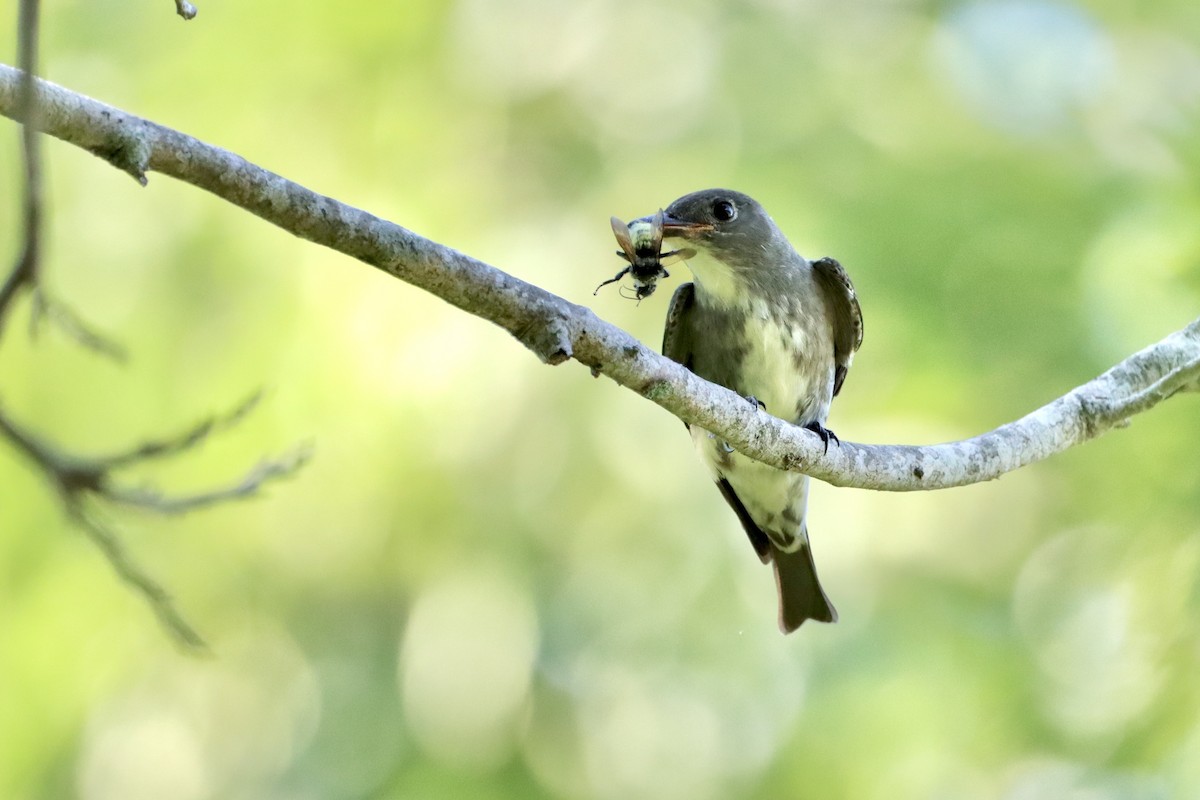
772, 538, 837, 633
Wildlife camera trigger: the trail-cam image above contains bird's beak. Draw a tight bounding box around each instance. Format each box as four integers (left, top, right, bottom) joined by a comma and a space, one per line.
653, 213, 714, 239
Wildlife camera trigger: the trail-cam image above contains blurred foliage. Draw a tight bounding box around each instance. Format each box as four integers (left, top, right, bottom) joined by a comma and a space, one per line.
1, 0, 1199, 798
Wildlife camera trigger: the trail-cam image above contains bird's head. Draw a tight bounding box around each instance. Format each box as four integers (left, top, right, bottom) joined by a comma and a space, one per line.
636, 189, 793, 300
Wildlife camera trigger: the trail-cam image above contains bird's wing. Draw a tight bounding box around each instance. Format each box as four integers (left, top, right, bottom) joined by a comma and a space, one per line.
662, 282, 696, 372
811, 257, 864, 397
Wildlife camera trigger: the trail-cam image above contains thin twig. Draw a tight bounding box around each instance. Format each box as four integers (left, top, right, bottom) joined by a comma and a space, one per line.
102, 390, 263, 468
108, 446, 312, 514
0, 0, 43, 336
67, 499, 208, 651
0, 396, 307, 648
2, 16, 126, 356
29, 287, 127, 361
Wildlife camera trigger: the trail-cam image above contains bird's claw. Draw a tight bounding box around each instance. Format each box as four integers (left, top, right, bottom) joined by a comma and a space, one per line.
804, 421, 840, 455
745, 395, 767, 411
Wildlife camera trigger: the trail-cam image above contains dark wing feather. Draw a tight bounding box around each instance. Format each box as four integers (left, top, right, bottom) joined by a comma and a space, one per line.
662, 282, 696, 372
811, 257, 863, 397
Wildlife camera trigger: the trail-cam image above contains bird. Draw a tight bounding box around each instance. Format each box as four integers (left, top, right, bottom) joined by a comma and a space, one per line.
652, 188, 863, 632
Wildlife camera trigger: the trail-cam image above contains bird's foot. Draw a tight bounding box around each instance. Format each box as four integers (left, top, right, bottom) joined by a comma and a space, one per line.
804, 421, 840, 454
745, 395, 767, 411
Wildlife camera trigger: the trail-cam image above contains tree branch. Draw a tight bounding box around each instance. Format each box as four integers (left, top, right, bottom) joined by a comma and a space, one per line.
2, 63, 1197, 494
0, 396, 307, 648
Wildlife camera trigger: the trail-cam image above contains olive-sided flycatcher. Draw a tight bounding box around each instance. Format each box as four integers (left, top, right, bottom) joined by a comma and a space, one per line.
650, 189, 863, 632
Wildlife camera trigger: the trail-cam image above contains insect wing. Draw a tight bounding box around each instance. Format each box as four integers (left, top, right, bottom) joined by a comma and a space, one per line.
610, 216, 636, 263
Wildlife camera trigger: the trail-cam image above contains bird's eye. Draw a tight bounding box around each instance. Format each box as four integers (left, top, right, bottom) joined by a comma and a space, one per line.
713, 199, 737, 222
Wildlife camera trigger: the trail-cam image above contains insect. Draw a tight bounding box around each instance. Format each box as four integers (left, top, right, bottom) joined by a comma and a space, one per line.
594, 209, 695, 301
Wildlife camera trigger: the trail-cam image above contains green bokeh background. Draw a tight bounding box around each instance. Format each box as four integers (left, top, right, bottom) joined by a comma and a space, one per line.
2, 1, 1199, 798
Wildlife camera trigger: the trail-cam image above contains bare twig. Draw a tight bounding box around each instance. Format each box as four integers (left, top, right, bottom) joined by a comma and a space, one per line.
1, 63, 1195, 494
68, 501, 208, 651
107, 447, 312, 514
0, 398, 307, 648
2, 7, 124, 355
175, 0, 197, 20
102, 390, 263, 468
29, 287, 127, 360
0, 0, 42, 336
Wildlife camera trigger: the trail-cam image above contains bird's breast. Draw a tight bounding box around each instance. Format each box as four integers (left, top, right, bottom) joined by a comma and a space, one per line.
736, 301, 819, 422
690, 291, 830, 425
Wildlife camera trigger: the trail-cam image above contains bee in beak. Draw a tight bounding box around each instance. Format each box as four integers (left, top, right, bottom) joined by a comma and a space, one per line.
595, 209, 695, 301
